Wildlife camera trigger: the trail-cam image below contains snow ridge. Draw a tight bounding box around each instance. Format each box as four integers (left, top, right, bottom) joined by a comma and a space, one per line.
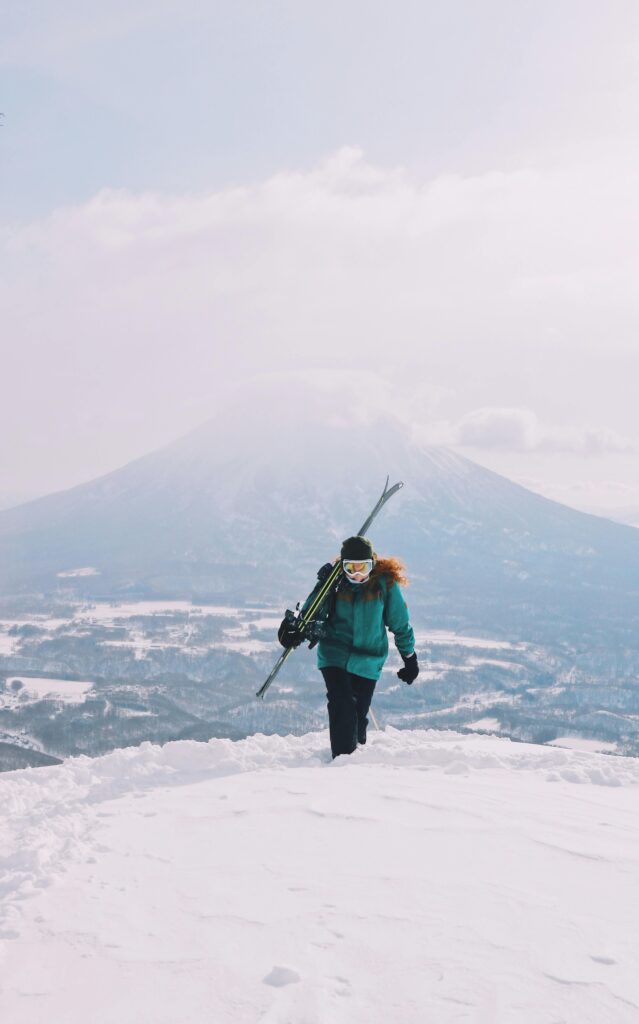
2, 729, 639, 1022
2, 729, 638, 934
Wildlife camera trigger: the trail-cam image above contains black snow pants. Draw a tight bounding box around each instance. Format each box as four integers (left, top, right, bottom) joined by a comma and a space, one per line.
320, 666, 377, 759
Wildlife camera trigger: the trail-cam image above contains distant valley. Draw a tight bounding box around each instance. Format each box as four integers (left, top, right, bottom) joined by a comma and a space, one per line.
1, 597, 637, 771
2, 394, 639, 769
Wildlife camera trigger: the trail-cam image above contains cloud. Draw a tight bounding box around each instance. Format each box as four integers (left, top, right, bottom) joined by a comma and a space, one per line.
538, 427, 634, 457
453, 407, 538, 451
4, 146, 636, 372
512, 475, 639, 517
2, 147, 639, 491
416, 407, 635, 456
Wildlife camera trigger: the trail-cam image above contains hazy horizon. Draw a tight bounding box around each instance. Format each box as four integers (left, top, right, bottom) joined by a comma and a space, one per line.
1, 370, 638, 529
3, 2, 639, 512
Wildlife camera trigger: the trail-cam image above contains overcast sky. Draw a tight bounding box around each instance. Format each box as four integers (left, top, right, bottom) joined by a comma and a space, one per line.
2, 1, 639, 511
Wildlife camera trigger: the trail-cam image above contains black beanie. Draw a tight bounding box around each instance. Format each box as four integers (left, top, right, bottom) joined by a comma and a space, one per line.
341, 535, 374, 560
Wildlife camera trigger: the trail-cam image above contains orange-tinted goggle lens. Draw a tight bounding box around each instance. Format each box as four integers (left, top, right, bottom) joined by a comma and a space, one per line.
343, 559, 373, 575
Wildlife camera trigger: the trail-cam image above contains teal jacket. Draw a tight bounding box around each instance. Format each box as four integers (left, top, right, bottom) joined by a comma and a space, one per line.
303, 573, 415, 680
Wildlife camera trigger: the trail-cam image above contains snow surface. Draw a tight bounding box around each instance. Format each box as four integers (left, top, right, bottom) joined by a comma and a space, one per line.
466, 717, 502, 732
549, 736, 619, 754
74, 601, 274, 622
4, 676, 93, 704
1, 729, 638, 1023
57, 566, 100, 578
415, 630, 527, 651
0, 629, 18, 655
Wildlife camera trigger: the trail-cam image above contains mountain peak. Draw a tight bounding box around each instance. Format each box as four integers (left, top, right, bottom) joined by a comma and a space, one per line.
2, 378, 639, 650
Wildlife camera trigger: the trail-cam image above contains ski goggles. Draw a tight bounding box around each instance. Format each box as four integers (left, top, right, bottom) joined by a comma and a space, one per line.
342, 558, 373, 578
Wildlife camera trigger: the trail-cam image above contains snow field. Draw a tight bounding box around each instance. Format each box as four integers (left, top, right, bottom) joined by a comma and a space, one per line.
4, 677, 94, 704
1, 729, 638, 1022
0, 601, 284, 662
1, 601, 532, 667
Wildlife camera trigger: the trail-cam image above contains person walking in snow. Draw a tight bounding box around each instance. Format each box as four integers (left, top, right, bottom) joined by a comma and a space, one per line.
278, 535, 419, 758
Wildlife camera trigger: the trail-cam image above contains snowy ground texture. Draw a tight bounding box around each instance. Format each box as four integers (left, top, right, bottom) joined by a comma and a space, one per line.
1, 729, 639, 1024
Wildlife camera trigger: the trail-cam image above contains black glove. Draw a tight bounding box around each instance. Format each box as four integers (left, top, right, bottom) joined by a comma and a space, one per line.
397, 652, 419, 684
278, 611, 305, 649
317, 562, 334, 583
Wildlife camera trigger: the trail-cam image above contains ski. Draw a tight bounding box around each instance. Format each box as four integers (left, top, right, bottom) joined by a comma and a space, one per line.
256, 476, 404, 699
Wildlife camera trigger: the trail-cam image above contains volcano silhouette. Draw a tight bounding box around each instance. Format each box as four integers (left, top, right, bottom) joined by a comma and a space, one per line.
2, 375, 639, 649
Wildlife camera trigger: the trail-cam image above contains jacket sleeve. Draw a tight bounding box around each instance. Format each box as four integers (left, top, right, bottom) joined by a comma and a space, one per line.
383, 581, 415, 657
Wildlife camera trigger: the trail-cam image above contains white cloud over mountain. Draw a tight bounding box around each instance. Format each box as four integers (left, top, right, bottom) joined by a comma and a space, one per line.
436, 407, 635, 456
1, 148, 637, 496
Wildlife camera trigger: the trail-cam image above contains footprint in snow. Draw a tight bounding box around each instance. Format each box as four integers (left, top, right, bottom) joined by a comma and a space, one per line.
332, 975, 351, 997
263, 966, 301, 987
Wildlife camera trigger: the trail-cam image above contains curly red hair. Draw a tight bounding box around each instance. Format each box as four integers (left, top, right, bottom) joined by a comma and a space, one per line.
367, 556, 409, 594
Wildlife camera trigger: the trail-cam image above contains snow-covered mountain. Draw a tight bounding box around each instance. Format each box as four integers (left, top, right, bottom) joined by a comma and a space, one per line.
3, 375, 639, 649
1, 728, 638, 1023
